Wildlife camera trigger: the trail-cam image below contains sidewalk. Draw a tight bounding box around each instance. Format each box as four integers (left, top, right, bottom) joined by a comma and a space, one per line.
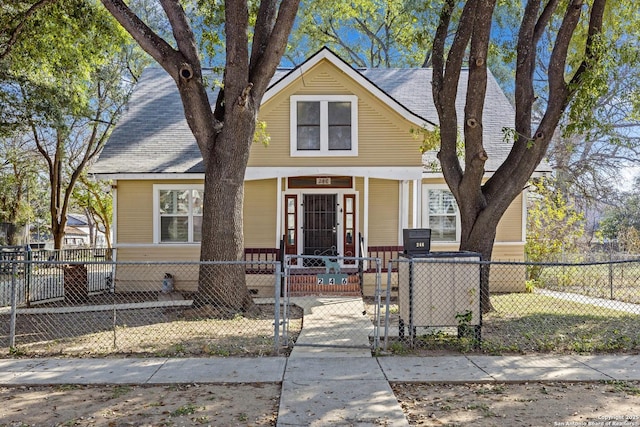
2, 296, 640, 426
1, 354, 639, 387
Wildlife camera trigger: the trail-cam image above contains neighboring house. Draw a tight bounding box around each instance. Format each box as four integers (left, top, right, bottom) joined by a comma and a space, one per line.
66, 213, 108, 247
92, 48, 549, 296
63, 225, 88, 247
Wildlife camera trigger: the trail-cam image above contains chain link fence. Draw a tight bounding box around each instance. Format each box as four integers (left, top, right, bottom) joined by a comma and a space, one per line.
380, 256, 640, 354
1, 259, 300, 357
4, 250, 640, 358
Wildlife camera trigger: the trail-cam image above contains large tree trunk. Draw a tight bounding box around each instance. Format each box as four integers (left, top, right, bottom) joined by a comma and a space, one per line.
198, 101, 257, 311
99, 0, 300, 312
457, 201, 504, 313
432, 0, 607, 314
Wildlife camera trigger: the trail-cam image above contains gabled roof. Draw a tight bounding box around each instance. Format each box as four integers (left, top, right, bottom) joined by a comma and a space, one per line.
264, 48, 436, 129
67, 213, 89, 227
92, 47, 543, 176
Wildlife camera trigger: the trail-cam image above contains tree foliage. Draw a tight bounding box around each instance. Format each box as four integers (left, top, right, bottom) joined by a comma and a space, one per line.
0, 136, 42, 244
544, 2, 640, 214
73, 175, 113, 249
525, 177, 585, 276
598, 176, 640, 242
289, 0, 439, 67
1, 0, 144, 248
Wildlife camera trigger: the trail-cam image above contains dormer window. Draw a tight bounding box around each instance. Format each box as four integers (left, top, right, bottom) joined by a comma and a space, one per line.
290, 95, 358, 156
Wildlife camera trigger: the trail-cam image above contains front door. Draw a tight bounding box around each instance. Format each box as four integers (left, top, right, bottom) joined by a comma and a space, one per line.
303, 194, 337, 257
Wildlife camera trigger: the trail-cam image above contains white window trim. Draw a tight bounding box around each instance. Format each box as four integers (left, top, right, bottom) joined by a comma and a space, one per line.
153, 184, 204, 244
422, 185, 461, 243
290, 95, 358, 157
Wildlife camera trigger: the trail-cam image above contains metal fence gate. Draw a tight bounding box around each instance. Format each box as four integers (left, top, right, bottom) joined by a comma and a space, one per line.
281, 255, 383, 350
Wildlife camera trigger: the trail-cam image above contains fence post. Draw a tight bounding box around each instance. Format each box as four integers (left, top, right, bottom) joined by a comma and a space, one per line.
274, 262, 281, 353
282, 257, 289, 343
25, 245, 31, 307
9, 263, 17, 348
373, 258, 381, 350
384, 260, 393, 352
609, 252, 614, 300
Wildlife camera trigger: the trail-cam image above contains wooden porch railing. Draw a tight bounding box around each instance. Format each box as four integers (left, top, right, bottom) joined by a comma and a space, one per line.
243, 245, 403, 274
243, 248, 280, 273
365, 246, 403, 272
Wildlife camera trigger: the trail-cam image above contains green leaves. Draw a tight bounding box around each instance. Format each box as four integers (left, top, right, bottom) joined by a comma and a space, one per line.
526, 177, 585, 270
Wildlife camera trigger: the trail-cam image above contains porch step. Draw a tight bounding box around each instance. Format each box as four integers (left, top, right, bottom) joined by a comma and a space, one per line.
287, 274, 361, 296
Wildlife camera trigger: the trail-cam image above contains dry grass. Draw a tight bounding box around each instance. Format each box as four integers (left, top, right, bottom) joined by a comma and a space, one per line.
2, 303, 303, 358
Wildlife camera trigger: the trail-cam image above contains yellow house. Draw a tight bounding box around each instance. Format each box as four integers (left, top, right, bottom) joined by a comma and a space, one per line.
93, 48, 544, 295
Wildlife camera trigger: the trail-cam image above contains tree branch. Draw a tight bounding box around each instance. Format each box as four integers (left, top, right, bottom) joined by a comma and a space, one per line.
99, 0, 182, 74
250, 0, 278, 68
249, 0, 301, 98
567, 0, 607, 92
159, 0, 200, 68
463, 0, 497, 188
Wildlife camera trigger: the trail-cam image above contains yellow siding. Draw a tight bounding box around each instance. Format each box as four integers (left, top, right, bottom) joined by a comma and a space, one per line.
251, 60, 423, 168
368, 179, 399, 245
116, 246, 200, 261
114, 264, 199, 293
244, 179, 277, 247
496, 193, 523, 242
492, 243, 525, 262
489, 264, 527, 293
116, 179, 203, 245
430, 242, 460, 252
116, 181, 154, 244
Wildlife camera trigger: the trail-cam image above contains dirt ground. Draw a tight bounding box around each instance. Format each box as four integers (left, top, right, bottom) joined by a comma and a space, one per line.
2, 381, 640, 426
0, 383, 279, 427
393, 381, 640, 427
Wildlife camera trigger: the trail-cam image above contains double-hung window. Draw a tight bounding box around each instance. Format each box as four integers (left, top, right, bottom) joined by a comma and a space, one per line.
290, 95, 358, 156
154, 185, 203, 243
423, 187, 460, 242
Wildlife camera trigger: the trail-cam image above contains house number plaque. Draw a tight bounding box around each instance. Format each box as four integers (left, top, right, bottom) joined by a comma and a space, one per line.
316, 177, 331, 185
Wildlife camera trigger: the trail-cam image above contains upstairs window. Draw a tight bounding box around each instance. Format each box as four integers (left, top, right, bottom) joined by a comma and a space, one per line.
290, 95, 358, 156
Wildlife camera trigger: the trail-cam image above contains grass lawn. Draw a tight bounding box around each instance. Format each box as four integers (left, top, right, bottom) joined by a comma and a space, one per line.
378, 292, 640, 355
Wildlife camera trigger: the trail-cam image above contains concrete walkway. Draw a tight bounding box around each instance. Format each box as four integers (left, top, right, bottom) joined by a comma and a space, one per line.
537, 288, 640, 314
276, 297, 407, 426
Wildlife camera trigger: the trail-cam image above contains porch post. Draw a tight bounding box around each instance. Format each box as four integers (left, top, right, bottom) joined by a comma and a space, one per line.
412, 179, 421, 228
399, 180, 410, 241
275, 175, 282, 247
363, 176, 369, 256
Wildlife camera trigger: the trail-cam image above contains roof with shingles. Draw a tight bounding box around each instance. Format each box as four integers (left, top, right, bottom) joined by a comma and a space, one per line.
92, 48, 550, 176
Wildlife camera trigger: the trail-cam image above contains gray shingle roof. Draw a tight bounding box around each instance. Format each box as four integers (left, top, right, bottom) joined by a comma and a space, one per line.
92, 53, 547, 175
92, 68, 207, 174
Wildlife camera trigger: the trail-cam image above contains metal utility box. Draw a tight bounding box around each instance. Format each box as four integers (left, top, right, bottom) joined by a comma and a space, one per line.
397, 252, 481, 342
402, 228, 431, 256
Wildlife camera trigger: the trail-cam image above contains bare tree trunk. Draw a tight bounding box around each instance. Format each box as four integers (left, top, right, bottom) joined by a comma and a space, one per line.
432, 0, 607, 313
197, 88, 257, 311
99, 0, 300, 312
459, 214, 499, 313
